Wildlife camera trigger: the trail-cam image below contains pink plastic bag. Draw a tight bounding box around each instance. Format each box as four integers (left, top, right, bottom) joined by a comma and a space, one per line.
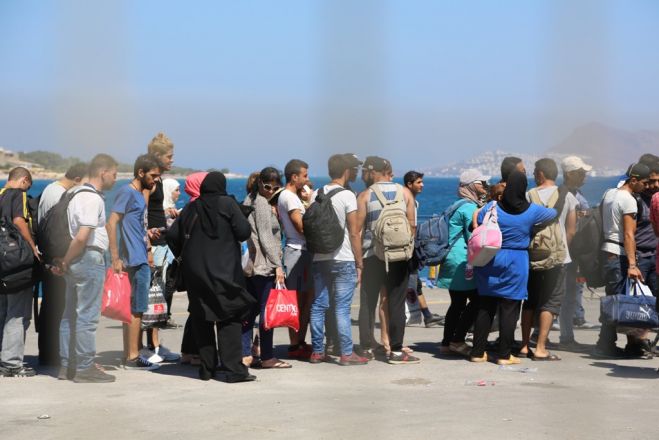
468, 202, 502, 267
101, 269, 132, 324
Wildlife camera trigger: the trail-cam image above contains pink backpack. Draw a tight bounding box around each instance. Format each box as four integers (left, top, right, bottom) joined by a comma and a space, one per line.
468, 202, 502, 267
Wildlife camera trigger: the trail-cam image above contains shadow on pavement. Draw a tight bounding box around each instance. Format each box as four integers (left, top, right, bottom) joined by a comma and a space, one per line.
589, 361, 659, 379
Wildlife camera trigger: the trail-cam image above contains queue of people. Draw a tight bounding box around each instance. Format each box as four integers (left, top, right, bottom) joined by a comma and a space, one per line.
0, 140, 658, 383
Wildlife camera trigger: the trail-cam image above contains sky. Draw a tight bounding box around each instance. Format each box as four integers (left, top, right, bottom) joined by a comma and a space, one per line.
1, 0, 658, 175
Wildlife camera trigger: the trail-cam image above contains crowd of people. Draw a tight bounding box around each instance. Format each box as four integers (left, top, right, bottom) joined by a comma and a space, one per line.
0, 133, 658, 383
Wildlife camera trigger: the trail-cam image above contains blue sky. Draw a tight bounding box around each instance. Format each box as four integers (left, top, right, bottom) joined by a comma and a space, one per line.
1, 0, 658, 174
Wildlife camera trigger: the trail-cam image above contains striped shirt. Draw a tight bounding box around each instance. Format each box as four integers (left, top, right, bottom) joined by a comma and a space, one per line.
363, 181, 407, 258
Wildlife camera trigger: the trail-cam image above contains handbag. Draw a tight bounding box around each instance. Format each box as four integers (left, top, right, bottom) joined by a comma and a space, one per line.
171, 213, 198, 292
263, 282, 300, 331
468, 202, 502, 267
600, 279, 659, 329
141, 268, 169, 329
101, 269, 132, 324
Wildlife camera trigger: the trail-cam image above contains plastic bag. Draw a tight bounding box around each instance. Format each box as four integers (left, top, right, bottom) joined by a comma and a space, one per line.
263, 283, 299, 331
141, 269, 168, 329
101, 269, 132, 324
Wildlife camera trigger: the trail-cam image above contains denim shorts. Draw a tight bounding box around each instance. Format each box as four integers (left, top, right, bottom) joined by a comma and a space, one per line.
127, 264, 151, 314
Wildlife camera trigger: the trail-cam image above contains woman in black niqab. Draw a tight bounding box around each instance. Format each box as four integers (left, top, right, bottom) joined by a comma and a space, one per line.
499, 170, 530, 215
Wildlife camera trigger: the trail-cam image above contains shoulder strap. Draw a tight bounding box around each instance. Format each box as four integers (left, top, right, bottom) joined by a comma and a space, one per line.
554, 186, 569, 217
325, 187, 346, 199
546, 189, 560, 208
371, 184, 389, 208
528, 188, 542, 206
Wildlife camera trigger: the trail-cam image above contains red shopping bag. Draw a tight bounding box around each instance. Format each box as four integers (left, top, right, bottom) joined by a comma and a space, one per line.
101, 269, 132, 324
263, 283, 299, 331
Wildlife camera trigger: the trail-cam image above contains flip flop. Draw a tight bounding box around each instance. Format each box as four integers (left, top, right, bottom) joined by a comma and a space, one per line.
517, 350, 535, 359
260, 360, 292, 369
532, 353, 561, 361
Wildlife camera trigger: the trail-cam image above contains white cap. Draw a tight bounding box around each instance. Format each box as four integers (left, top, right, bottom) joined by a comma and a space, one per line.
459, 168, 490, 185
561, 156, 593, 173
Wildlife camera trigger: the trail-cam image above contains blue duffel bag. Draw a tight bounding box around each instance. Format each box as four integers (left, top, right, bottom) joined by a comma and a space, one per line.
600, 279, 659, 329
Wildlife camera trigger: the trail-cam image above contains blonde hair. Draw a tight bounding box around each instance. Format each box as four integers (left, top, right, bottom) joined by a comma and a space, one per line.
147, 132, 174, 156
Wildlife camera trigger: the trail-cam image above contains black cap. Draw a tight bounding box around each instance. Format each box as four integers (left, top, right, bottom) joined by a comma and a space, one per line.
363, 156, 389, 172
626, 162, 651, 180
342, 153, 362, 168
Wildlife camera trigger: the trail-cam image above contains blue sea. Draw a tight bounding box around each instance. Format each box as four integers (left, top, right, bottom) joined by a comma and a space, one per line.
8, 175, 622, 218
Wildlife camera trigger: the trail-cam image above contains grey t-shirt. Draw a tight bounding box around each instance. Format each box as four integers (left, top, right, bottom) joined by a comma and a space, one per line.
37, 181, 66, 221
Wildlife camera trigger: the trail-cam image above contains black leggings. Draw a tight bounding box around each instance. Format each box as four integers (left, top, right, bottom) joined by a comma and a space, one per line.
471, 296, 521, 359
442, 289, 478, 346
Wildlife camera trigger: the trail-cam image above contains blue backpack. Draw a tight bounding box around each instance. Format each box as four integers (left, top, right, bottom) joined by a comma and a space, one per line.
414, 199, 470, 268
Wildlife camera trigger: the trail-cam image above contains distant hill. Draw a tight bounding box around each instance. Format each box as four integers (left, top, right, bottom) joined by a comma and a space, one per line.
546, 122, 659, 172
424, 122, 654, 178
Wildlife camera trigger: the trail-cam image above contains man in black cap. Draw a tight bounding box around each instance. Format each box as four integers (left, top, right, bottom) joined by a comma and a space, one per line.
595, 162, 651, 358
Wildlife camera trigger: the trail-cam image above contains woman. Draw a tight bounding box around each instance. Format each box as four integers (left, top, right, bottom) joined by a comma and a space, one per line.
162, 178, 181, 228
241, 167, 290, 369
470, 171, 556, 365
437, 169, 488, 357
167, 172, 255, 382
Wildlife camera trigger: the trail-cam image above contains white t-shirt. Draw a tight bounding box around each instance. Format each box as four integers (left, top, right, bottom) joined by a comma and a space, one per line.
277, 188, 306, 250
601, 188, 638, 256
312, 184, 358, 262
38, 181, 67, 221
67, 185, 108, 250
527, 186, 578, 264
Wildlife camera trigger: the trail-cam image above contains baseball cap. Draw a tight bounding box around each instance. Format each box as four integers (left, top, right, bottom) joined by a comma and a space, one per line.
561, 156, 593, 173
363, 156, 389, 172
459, 168, 490, 185
342, 153, 362, 168
625, 162, 651, 180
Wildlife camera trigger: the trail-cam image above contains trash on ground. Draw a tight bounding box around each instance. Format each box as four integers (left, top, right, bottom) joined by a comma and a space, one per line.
37, 414, 50, 420
498, 365, 537, 373
464, 380, 495, 386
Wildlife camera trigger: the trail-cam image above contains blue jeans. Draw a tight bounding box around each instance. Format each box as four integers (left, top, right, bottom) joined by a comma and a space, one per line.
559, 262, 580, 343
59, 249, 106, 371
311, 260, 357, 356
241, 275, 275, 361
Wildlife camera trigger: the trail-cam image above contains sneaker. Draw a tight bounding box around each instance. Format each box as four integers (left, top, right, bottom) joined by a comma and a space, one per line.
0, 365, 36, 377
574, 321, 600, 329
624, 343, 654, 360
449, 342, 472, 357
558, 340, 590, 352
424, 314, 444, 327
57, 366, 74, 380
123, 355, 161, 371
155, 345, 181, 362
224, 373, 257, 383
339, 352, 369, 366
287, 345, 311, 359
592, 346, 627, 359
163, 319, 182, 329
141, 348, 164, 364
73, 364, 116, 383
551, 321, 560, 331
360, 348, 375, 361
387, 352, 420, 365
309, 352, 331, 364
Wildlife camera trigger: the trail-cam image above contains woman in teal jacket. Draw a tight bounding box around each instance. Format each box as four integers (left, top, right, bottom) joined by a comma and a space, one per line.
437, 169, 489, 356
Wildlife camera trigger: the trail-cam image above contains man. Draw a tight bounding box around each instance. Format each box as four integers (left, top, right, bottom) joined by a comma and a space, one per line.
36, 162, 88, 366
519, 158, 578, 361
107, 154, 162, 370
309, 153, 368, 366
500, 156, 526, 183
650, 166, 659, 304
357, 156, 419, 364
55, 155, 118, 382
278, 159, 313, 358
403, 170, 443, 327
0, 167, 39, 377
558, 156, 598, 349
595, 162, 650, 358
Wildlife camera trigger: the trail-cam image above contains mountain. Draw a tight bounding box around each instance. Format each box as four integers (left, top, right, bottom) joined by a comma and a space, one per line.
546, 122, 659, 173
424, 122, 655, 177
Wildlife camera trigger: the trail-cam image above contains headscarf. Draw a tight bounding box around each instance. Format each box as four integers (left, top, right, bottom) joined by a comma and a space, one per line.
162, 178, 180, 210
499, 170, 530, 215
195, 172, 228, 238
184, 171, 208, 201
457, 183, 484, 207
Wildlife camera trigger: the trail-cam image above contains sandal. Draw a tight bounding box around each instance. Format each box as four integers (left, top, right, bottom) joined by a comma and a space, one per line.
517, 349, 535, 359
260, 359, 292, 369
449, 342, 472, 357
532, 353, 561, 361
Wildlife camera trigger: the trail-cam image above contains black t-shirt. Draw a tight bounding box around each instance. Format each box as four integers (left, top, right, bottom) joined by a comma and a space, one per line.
0, 188, 28, 222
148, 180, 167, 246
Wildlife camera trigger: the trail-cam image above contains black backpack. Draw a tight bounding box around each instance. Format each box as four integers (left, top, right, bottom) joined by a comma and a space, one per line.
302, 187, 346, 254
37, 188, 99, 264
0, 217, 35, 293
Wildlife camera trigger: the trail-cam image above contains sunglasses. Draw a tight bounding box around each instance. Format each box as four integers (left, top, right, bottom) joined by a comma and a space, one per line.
647, 179, 659, 184
262, 183, 281, 192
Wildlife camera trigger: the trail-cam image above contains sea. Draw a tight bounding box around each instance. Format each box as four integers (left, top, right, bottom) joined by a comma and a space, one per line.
8, 175, 623, 218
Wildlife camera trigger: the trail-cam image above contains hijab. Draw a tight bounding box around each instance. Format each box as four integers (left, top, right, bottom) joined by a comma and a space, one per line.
499, 170, 530, 215
457, 183, 484, 207
196, 172, 228, 238
162, 178, 180, 210
184, 171, 208, 201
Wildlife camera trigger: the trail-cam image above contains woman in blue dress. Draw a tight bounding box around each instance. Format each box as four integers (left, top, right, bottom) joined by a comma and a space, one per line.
470, 171, 556, 365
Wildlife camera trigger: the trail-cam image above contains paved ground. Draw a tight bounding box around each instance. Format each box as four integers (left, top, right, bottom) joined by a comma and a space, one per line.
2, 287, 659, 440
